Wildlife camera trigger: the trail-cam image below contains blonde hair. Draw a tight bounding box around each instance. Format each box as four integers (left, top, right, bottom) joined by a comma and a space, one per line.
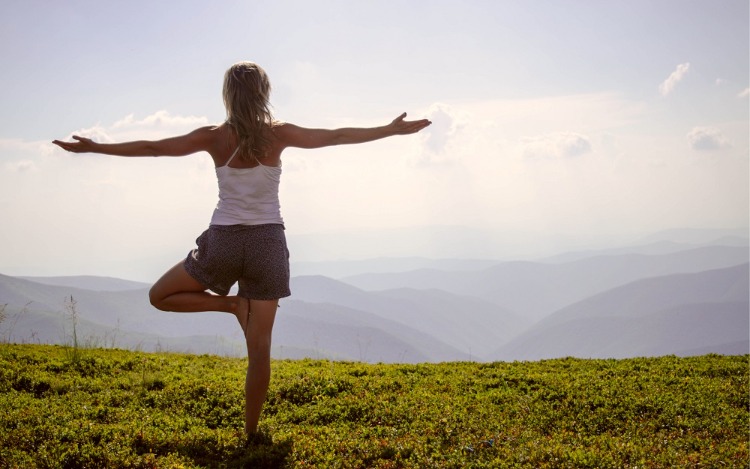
222, 62, 274, 158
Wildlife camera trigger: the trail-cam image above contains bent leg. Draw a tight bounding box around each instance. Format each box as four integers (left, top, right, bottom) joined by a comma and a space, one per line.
244, 298, 278, 434
149, 261, 250, 333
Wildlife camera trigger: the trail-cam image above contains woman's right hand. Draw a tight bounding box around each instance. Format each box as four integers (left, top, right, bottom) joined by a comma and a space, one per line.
52, 135, 97, 153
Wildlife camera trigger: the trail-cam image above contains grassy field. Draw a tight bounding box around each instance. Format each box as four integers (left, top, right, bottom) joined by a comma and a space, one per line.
0, 344, 747, 468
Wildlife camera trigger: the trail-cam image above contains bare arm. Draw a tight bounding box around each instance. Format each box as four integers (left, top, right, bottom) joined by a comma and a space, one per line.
52, 126, 217, 157
275, 113, 431, 150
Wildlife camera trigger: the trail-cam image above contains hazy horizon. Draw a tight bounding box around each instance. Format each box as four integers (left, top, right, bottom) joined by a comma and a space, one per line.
3, 225, 747, 283
1, 1, 748, 282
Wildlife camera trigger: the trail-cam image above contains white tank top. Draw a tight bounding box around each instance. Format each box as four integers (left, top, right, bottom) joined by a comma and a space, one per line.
210, 147, 284, 226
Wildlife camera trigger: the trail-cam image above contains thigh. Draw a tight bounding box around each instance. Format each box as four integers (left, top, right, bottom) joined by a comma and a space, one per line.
150, 261, 209, 302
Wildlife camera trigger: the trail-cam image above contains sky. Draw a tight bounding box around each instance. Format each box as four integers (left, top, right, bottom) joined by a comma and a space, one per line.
1, 0, 748, 281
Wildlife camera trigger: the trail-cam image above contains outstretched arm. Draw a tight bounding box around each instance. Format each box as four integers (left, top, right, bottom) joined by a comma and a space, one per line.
52, 126, 216, 157
276, 113, 431, 150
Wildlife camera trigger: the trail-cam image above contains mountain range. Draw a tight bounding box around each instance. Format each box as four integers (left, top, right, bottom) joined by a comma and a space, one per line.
2, 228, 747, 362
343, 245, 748, 321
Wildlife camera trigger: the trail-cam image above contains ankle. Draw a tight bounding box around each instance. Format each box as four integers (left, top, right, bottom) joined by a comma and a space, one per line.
227, 296, 244, 314
245, 428, 272, 446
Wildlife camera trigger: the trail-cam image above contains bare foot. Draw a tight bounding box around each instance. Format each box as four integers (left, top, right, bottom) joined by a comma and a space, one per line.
233, 296, 250, 337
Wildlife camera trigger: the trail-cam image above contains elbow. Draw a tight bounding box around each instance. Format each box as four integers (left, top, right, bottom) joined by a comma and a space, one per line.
301, 133, 345, 149
330, 130, 351, 146
144, 143, 161, 157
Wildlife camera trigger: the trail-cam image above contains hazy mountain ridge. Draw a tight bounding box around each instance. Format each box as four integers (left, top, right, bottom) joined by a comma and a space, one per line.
276, 300, 470, 363
0, 299, 246, 357
537, 237, 748, 263
0, 274, 241, 339
0, 275, 467, 362
2, 230, 747, 362
538, 263, 749, 327
18, 275, 150, 292
634, 227, 748, 245
289, 227, 748, 277
491, 302, 750, 361
291, 257, 500, 279
343, 245, 749, 321
289, 276, 527, 357
491, 264, 749, 360
492, 301, 749, 361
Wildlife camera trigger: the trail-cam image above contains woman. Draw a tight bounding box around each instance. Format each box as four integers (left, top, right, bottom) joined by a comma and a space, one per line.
52, 61, 431, 435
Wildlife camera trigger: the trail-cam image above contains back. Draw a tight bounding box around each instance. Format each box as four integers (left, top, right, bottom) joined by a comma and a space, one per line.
210, 147, 284, 226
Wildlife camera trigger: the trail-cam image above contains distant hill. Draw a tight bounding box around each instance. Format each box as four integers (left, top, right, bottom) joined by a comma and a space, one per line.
0, 273, 240, 338
291, 257, 500, 279
490, 264, 749, 360
344, 246, 749, 321
634, 227, 748, 245
537, 238, 748, 263
0, 273, 246, 354
18, 275, 150, 291
290, 276, 527, 358
290, 230, 748, 278
3, 235, 747, 363
0, 274, 467, 363
536, 263, 749, 328
275, 300, 470, 363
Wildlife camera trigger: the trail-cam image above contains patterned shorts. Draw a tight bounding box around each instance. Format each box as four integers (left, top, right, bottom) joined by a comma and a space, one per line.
184, 224, 291, 300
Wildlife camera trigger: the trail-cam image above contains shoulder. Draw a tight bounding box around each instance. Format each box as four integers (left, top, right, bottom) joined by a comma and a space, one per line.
185, 124, 224, 136
267, 121, 299, 150
191, 124, 236, 164
200, 123, 230, 139
269, 122, 294, 139
202, 123, 235, 149
179, 124, 227, 148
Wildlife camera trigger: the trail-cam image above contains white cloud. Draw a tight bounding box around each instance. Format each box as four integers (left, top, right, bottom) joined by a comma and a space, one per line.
422, 103, 456, 154
113, 110, 209, 129
659, 63, 690, 96
0, 137, 55, 157
414, 103, 466, 166
52, 111, 212, 153
521, 132, 593, 159
4, 160, 37, 173
64, 125, 116, 144
687, 127, 730, 151
738, 88, 750, 98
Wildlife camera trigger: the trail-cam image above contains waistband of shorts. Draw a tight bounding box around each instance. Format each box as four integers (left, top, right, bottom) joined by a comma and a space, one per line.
208, 223, 285, 232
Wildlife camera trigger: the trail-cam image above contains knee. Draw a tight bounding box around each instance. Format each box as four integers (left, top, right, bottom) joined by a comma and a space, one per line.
148, 286, 166, 311
247, 338, 272, 362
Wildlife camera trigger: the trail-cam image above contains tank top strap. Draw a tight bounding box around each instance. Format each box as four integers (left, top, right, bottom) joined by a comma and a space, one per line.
224, 147, 240, 167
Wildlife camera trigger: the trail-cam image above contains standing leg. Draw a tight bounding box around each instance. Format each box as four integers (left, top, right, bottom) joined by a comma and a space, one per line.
244, 298, 278, 434
148, 261, 251, 334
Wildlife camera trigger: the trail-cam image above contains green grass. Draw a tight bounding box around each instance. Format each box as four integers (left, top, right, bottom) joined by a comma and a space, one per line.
0, 344, 747, 468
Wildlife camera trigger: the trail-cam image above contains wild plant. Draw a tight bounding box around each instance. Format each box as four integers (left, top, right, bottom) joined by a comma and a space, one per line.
0, 302, 30, 343
63, 295, 81, 364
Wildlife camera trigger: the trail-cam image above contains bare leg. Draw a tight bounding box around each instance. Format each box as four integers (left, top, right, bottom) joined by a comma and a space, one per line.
244, 298, 278, 434
149, 260, 273, 433
148, 261, 250, 334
